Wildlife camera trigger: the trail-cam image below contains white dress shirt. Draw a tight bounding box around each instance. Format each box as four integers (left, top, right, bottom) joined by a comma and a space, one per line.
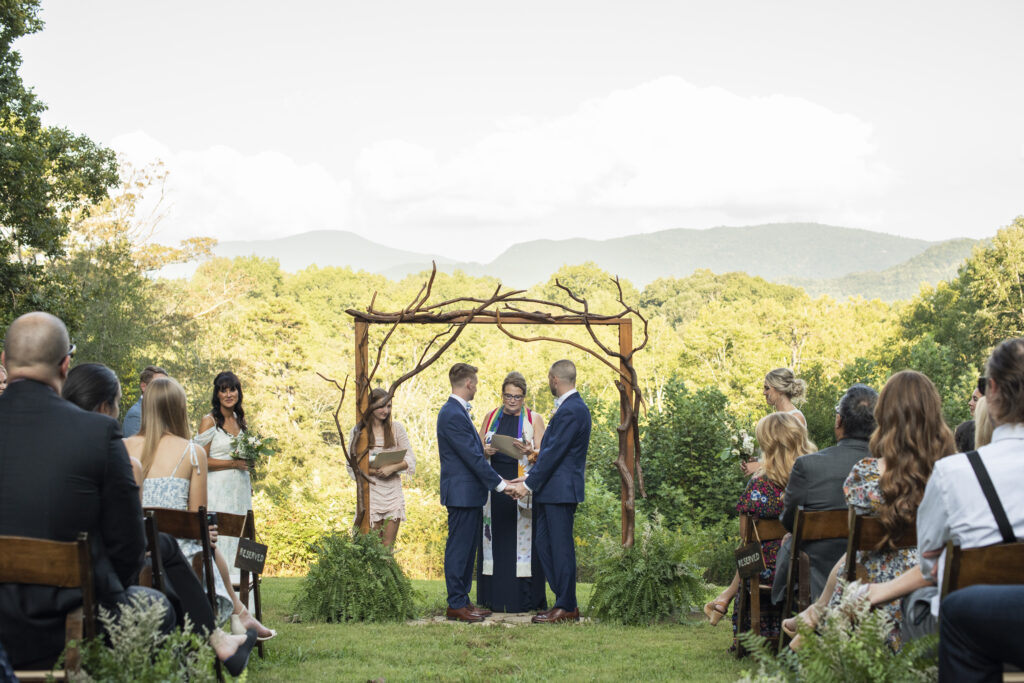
917, 422, 1024, 614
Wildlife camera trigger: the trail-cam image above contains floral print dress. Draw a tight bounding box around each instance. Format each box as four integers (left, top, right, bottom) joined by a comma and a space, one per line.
732, 475, 786, 641
830, 456, 917, 648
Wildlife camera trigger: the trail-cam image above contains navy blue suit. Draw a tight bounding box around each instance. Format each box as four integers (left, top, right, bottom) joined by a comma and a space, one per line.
437, 397, 502, 609
524, 391, 591, 610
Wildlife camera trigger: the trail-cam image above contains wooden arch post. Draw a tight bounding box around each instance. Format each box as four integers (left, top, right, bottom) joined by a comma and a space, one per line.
352, 314, 637, 544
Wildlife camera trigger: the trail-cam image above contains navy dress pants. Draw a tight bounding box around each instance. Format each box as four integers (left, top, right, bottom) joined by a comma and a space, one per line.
940, 585, 1024, 683
534, 502, 578, 611
445, 506, 482, 609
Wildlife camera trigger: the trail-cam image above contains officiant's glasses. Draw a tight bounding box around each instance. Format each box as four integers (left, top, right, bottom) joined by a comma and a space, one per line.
503, 393, 524, 401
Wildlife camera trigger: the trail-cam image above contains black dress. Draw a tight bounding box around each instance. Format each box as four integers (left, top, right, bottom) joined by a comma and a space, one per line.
476, 411, 548, 612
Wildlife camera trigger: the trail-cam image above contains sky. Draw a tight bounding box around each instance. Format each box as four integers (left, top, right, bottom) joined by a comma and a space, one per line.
18, 0, 1024, 260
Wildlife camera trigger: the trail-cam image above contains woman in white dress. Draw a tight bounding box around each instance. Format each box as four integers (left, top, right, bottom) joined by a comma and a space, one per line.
348, 387, 416, 548
742, 367, 809, 476
125, 377, 275, 640
196, 371, 251, 584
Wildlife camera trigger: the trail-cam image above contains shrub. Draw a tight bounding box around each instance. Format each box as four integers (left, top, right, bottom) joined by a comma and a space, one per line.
292, 530, 416, 622
575, 471, 623, 582
587, 515, 704, 625
685, 517, 741, 586
65, 591, 214, 682
736, 581, 937, 682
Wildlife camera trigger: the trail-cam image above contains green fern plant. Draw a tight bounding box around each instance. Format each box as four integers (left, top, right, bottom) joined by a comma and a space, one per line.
586, 515, 704, 625
292, 529, 415, 622
736, 580, 937, 682
62, 591, 215, 682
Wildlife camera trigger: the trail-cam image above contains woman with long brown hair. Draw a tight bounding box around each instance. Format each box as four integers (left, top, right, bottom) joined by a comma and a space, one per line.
348, 387, 416, 548
705, 412, 816, 646
784, 370, 955, 648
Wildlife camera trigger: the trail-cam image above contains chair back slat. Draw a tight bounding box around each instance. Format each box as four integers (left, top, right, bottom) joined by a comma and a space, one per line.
0, 535, 86, 587
144, 506, 205, 539
942, 540, 1024, 600
844, 507, 918, 581
212, 510, 248, 538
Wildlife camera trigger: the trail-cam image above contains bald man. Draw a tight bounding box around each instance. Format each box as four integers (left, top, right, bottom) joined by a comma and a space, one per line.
0, 312, 170, 670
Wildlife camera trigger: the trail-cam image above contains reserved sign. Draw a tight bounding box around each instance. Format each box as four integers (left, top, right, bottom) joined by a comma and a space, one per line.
734, 542, 765, 579
234, 538, 268, 574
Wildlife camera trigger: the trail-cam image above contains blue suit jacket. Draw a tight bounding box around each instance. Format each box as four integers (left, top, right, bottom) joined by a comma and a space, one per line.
525, 392, 591, 504
436, 397, 502, 507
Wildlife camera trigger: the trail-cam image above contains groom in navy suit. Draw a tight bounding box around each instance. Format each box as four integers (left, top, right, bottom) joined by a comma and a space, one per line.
436, 362, 510, 622
507, 359, 591, 623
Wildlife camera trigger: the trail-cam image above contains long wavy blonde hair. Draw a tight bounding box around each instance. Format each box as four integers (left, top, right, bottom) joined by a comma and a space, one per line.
755, 412, 816, 488
138, 377, 192, 477
870, 370, 955, 550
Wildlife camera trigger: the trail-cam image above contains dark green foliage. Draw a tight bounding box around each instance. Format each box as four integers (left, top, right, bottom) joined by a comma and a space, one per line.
574, 471, 624, 582
0, 0, 118, 325
587, 516, 704, 625
736, 583, 937, 682
639, 380, 744, 527
293, 530, 415, 622
685, 517, 741, 585
64, 591, 214, 683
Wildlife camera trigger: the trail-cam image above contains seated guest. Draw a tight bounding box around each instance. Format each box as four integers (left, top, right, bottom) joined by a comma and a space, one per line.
0, 312, 172, 670
939, 585, 1024, 681
63, 363, 256, 674
122, 365, 167, 438
771, 384, 879, 605
901, 337, 1024, 643
953, 420, 975, 454
704, 412, 815, 645
974, 396, 994, 447
785, 370, 955, 649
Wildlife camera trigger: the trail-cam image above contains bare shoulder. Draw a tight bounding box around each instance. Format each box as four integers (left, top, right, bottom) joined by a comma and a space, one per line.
531, 411, 546, 428
199, 414, 215, 431
122, 435, 144, 457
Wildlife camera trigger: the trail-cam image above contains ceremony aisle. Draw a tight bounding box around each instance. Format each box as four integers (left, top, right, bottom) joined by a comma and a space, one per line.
244, 578, 748, 682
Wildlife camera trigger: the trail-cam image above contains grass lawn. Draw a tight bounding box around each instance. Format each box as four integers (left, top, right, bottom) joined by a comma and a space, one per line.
242, 578, 751, 682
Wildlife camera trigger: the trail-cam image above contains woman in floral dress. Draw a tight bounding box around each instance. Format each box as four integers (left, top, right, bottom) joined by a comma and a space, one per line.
784, 370, 956, 649
704, 412, 816, 644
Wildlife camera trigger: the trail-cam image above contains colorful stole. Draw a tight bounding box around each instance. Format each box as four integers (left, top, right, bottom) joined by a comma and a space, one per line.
480, 406, 535, 577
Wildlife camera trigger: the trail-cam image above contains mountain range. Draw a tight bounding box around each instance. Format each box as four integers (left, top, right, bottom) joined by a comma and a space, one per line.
180, 223, 980, 302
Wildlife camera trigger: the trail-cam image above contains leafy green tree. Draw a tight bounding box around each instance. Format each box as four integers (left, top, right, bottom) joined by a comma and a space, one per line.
0, 1, 118, 323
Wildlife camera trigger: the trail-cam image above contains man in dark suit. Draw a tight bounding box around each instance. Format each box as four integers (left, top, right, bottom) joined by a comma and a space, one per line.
0, 312, 173, 669
771, 383, 878, 604
436, 362, 509, 623
507, 359, 591, 624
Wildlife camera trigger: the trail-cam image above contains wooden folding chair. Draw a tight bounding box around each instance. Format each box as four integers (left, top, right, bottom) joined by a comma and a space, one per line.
0, 532, 96, 681
144, 505, 223, 681
734, 515, 788, 657
138, 510, 165, 592
214, 509, 266, 658
780, 508, 849, 647
941, 540, 1024, 682
843, 506, 918, 582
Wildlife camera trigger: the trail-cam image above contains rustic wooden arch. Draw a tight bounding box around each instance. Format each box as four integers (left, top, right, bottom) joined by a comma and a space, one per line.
320, 265, 647, 546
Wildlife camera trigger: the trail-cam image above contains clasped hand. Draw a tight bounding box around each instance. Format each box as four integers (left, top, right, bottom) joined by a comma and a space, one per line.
503, 477, 529, 500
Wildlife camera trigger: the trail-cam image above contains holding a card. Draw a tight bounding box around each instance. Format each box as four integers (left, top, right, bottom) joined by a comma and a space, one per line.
348, 387, 417, 548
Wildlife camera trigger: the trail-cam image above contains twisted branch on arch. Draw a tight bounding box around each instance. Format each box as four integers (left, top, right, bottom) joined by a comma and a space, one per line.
324, 262, 649, 545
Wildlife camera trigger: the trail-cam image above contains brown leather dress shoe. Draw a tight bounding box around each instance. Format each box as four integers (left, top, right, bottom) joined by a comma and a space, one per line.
446, 606, 485, 623
531, 607, 580, 623
467, 603, 492, 617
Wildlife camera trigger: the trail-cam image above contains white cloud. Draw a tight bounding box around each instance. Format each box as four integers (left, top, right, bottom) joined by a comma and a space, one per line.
354, 76, 891, 237
109, 77, 892, 259
110, 131, 352, 245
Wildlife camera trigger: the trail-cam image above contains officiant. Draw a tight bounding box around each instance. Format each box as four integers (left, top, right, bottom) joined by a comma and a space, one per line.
348, 387, 417, 548
476, 371, 548, 612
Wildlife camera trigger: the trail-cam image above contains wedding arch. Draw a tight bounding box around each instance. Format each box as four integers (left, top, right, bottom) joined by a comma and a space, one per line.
320, 264, 648, 546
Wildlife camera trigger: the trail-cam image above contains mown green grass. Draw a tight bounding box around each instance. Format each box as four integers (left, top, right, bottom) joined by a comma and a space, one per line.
243, 578, 749, 682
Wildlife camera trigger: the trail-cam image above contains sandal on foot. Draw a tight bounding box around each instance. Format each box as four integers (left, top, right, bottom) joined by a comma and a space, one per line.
703, 600, 729, 626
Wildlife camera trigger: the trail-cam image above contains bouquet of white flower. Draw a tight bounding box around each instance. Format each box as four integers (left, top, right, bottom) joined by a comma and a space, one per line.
719, 428, 759, 463
231, 430, 277, 473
